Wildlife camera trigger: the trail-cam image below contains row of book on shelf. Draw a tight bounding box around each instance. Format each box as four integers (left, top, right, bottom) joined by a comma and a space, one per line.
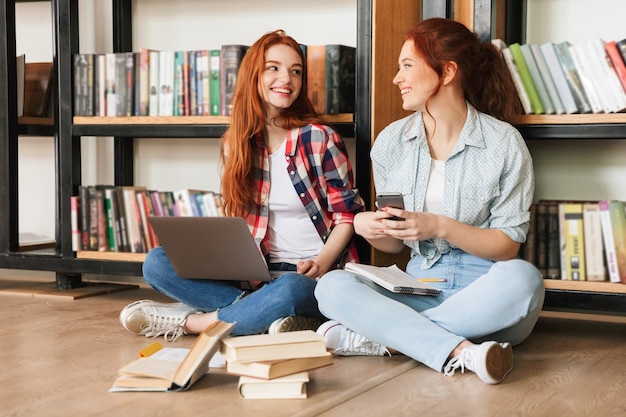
73, 43, 355, 118
71, 185, 224, 254
520, 200, 626, 285
110, 320, 332, 398
493, 36, 626, 114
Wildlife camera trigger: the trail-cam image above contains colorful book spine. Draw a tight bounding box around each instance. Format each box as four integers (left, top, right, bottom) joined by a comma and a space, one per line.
520, 43, 555, 114
598, 200, 620, 283
209, 49, 221, 116
582, 203, 606, 281
563, 203, 586, 281
509, 43, 544, 114
608, 200, 626, 284
220, 44, 248, 116
604, 40, 626, 93
552, 41, 592, 114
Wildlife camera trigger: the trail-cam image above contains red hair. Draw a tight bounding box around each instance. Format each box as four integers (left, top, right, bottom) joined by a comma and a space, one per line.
406, 18, 522, 122
220, 30, 322, 217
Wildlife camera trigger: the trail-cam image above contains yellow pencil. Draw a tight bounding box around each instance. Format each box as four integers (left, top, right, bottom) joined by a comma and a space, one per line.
418, 278, 447, 282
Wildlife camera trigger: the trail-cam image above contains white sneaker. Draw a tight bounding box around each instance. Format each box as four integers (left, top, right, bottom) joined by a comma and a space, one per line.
119, 299, 197, 342
268, 316, 324, 334
316, 320, 389, 356
443, 341, 513, 384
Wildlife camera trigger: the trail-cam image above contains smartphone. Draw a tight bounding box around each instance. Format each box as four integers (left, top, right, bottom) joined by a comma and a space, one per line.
376, 192, 405, 220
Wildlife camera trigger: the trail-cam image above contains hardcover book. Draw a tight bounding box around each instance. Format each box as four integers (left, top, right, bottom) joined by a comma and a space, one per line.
552, 41, 592, 114
598, 200, 621, 283
220, 44, 248, 116
582, 203, 606, 281
237, 372, 309, 399
520, 43, 555, 114
608, 200, 626, 284
306, 45, 327, 114
568, 41, 603, 113
492, 39, 533, 114
508, 43, 544, 114
226, 352, 332, 380
529, 43, 564, 114
220, 330, 328, 363
563, 203, 586, 281
325, 44, 356, 114
604, 40, 626, 93
209, 49, 220, 116
110, 321, 235, 392
539, 42, 579, 114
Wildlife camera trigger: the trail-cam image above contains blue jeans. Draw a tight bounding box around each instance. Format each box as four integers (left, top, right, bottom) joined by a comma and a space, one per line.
142, 247, 325, 336
314, 249, 545, 372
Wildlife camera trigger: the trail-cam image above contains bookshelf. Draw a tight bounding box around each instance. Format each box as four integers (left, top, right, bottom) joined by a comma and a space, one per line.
0, 0, 624, 313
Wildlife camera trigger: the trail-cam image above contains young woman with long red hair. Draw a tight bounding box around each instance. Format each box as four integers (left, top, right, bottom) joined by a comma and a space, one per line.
119, 30, 363, 340
314, 18, 544, 384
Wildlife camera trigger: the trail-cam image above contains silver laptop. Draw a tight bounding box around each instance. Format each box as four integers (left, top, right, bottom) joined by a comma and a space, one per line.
148, 216, 272, 281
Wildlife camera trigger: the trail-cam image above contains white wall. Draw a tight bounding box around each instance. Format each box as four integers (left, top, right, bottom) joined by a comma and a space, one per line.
13, 0, 626, 240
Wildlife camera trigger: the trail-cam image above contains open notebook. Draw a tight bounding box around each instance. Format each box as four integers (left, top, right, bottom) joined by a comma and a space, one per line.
344, 263, 441, 296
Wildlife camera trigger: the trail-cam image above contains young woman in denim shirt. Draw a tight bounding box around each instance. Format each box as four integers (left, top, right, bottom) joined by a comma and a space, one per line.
314, 18, 544, 385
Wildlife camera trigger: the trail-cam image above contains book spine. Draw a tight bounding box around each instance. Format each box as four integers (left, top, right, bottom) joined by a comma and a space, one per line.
209, 49, 221, 116
568, 42, 604, 113
545, 202, 561, 279
188, 50, 197, 116
530, 43, 564, 115
159, 51, 175, 116
582, 203, 606, 281
605, 40, 626, 93
70, 195, 81, 252
553, 41, 592, 114
563, 203, 586, 281
201, 50, 210, 116
509, 43, 544, 114
148, 50, 160, 116
138, 48, 151, 116
598, 200, 621, 283
95, 54, 106, 116
539, 43, 578, 114
534, 202, 548, 277
325, 45, 356, 114
104, 188, 118, 252
78, 185, 91, 250
220, 45, 248, 116
306, 45, 327, 114
608, 200, 626, 284
520, 43, 555, 114
501, 46, 533, 114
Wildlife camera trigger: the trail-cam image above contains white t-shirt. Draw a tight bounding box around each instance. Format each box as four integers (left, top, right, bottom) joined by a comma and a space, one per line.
424, 159, 445, 215
266, 140, 323, 265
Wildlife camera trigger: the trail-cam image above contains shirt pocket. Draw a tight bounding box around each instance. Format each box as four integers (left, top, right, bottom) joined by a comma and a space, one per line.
460, 184, 501, 224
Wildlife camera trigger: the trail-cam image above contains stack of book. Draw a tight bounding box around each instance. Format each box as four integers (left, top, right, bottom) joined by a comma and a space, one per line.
221, 330, 332, 399
520, 199, 626, 285
72, 185, 223, 254
493, 37, 626, 114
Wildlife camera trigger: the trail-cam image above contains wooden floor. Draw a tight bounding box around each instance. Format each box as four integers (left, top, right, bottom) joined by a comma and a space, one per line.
1, 275, 625, 417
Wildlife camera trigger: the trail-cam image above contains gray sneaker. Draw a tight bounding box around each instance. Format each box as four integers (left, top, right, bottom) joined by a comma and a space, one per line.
119, 299, 197, 342
268, 316, 324, 334
443, 341, 513, 384
316, 320, 389, 356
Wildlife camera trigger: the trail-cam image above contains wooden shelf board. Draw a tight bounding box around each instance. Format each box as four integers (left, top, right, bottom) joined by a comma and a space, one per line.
18, 116, 54, 125
76, 251, 146, 263
73, 113, 353, 125
514, 114, 626, 125
544, 279, 626, 294
0, 281, 139, 299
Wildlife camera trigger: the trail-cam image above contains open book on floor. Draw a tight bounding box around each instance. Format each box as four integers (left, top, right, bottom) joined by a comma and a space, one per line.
344, 263, 441, 296
110, 320, 235, 392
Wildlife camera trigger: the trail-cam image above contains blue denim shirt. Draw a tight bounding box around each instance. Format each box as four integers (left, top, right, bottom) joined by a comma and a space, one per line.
371, 103, 534, 269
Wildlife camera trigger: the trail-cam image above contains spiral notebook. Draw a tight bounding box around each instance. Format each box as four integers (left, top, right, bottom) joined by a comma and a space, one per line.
344, 263, 441, 296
